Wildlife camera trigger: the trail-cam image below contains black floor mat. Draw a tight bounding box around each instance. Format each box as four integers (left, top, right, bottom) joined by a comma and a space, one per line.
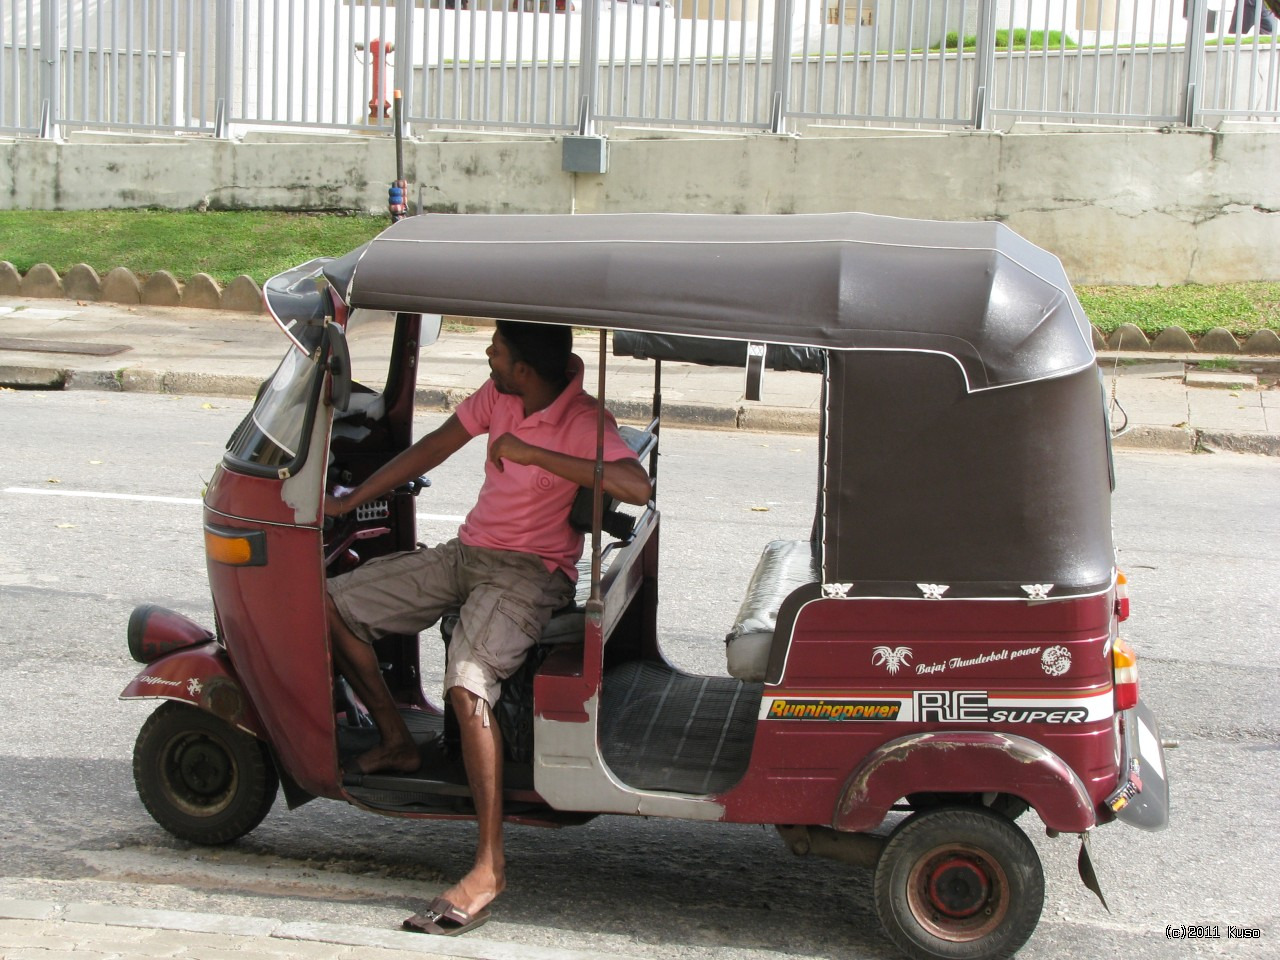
598, 660, 762, 795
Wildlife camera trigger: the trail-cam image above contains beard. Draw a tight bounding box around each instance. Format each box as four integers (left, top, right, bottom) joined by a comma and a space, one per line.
490, 368, 519, 395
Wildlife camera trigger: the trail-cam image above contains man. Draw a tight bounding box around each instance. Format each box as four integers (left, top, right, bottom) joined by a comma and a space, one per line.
324, 320, 651, 936
1228, 0, 1276, 32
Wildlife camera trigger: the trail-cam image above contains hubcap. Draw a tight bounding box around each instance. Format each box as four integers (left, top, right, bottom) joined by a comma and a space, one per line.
161, 731, 238, 816
927, 857, 991, 918
906, 843, 1009, 942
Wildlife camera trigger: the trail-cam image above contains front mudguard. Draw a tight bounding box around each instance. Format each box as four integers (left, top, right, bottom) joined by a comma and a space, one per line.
834, 731, 1097, 834
120, 640, 266, 740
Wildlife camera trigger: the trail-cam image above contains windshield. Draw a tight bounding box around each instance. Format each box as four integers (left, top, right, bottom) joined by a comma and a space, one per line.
263, 257, 331, 354
225, 345, 324, 475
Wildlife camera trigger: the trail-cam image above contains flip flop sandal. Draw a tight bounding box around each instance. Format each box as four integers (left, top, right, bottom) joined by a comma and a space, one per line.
402, 897, 491, 936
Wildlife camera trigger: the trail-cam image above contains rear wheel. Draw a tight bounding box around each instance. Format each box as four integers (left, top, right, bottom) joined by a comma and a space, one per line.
133, 701, 278, 845
873, 806, 1044, 960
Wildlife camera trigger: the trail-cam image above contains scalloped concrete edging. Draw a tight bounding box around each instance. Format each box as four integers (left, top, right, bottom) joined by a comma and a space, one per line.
0, 262, 264, 314
3, 263, 1280, 354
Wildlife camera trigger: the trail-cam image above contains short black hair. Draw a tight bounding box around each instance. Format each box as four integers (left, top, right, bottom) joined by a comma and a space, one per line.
495, 320, 573, 385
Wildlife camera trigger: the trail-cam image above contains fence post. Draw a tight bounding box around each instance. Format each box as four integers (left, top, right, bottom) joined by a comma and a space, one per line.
768, 0, 794, 134
213, 0, 233, 137
969, 0, 996, 130
577, 0, 601, 134
38, 0, 60, 138
1181, 0, 1206, 127
394, 0, 414, 127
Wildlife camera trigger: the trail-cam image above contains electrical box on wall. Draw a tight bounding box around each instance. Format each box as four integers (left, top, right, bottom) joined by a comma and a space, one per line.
562, 135, 608, 174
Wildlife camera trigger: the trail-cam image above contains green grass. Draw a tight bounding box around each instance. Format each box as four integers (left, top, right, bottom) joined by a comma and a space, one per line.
2, 210, 1278, 335
935, 29, 1077, 51
1076, 282, 1280, 337
0, 209, 388, 286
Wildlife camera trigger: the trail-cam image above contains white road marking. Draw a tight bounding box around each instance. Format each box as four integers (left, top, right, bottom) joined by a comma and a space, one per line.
4, 487, 201, 505
4, 487, 466, 523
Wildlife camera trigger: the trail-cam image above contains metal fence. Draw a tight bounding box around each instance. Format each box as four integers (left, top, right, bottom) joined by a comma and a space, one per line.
2, 0, 1276, 138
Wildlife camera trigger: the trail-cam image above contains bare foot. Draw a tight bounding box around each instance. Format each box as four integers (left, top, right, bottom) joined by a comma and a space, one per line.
354, 741, 421, 775
439, 863, 505, 917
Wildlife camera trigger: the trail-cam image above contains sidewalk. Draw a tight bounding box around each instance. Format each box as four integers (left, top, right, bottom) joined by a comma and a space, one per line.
1, 296, 1276, 455
0, 898, 621, 960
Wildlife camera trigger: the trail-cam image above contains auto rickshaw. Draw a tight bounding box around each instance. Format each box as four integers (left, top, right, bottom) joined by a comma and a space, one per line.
122, 212, 1169, 960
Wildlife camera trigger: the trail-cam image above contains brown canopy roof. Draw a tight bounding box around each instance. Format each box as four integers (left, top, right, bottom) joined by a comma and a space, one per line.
335, 211, 1095, 392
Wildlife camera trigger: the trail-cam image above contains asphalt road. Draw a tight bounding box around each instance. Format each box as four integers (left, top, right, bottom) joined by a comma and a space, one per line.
1, 390, 1277, 960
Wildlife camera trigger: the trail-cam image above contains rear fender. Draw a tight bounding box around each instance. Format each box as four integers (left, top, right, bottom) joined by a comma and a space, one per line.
119, 641, 266, 740
834, 731, 1097, 834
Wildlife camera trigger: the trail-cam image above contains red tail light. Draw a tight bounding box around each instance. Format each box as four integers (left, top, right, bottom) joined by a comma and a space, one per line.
1112, 636, 1139, 711
1115, 570, 1130, 621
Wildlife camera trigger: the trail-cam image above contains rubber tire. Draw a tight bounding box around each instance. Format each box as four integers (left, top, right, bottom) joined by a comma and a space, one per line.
873, 806, 1044, 960
133, 701, 278, 845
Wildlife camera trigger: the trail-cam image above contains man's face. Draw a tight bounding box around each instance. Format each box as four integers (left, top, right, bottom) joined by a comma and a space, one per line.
486, 331, 521, 395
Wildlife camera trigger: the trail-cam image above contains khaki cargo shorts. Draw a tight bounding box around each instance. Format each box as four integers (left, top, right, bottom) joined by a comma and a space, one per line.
328, 538, 574, 707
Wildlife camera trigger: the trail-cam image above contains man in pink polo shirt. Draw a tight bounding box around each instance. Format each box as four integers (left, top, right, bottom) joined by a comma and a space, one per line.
324, 320, 650, 937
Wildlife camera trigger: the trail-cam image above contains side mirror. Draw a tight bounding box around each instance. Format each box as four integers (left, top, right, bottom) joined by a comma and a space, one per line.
421, 313, 443, 346
325, 322, 352, 413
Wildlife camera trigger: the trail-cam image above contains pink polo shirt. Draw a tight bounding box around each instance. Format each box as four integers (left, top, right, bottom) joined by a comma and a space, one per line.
454, 354, 639, 581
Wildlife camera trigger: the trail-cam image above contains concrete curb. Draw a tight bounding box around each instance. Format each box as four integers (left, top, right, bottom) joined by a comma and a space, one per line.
4, 265, 1280, 354
0, 898, 638, 960
1, 360, 1273, 452
1, 261, 265, 314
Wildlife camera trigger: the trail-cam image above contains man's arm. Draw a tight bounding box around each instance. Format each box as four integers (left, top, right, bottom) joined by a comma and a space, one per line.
488, 433, 653, 506
325, 414, 473, 517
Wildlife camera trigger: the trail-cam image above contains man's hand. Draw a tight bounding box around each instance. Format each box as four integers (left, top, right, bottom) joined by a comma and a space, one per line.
324, 493, 352, 517
325, 484, 357, 518
488, 433, 539, 472
488, 432, 652, 506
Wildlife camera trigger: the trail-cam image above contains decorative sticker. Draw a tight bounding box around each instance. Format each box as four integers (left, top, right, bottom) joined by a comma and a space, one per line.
763, 698, 903, 722
762, 689, 1111, 724
1040, 645, 1072, 676
871, 645, 914, 675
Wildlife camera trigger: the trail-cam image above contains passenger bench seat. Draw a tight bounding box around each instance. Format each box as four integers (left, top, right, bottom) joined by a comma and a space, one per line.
725, 539, 819, 682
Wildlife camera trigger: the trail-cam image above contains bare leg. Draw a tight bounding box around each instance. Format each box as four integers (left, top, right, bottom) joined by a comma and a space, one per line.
326, 593, 420, 775
438, 685, 506, 915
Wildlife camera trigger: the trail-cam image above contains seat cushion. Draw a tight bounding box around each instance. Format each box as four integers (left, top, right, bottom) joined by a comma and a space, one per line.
725, 540, 819, 681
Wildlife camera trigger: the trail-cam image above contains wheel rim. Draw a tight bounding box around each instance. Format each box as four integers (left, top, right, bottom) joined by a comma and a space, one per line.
158, 729, 239, 818
905, 842, 1010, 942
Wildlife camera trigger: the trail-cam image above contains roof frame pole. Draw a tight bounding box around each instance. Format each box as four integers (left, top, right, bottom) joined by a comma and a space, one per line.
589, 329, 607, 605
649, 359, 661, 501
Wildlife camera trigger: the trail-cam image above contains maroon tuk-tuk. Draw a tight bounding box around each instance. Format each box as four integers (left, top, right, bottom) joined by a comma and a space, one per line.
122, 212, 1168, 960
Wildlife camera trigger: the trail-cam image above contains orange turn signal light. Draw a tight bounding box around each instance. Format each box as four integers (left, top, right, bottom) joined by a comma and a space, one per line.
204, 524, 266, 566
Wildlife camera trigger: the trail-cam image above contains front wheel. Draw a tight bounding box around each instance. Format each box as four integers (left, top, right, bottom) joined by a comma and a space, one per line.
873, 807, 1044, 960
133, 701, 278, 845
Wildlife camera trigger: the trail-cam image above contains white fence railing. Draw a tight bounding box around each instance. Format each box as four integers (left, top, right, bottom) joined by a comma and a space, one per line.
1, 0, 1276, 137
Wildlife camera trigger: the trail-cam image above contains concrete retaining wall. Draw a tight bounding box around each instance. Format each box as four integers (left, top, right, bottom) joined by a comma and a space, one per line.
2, 122, 1278, 285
